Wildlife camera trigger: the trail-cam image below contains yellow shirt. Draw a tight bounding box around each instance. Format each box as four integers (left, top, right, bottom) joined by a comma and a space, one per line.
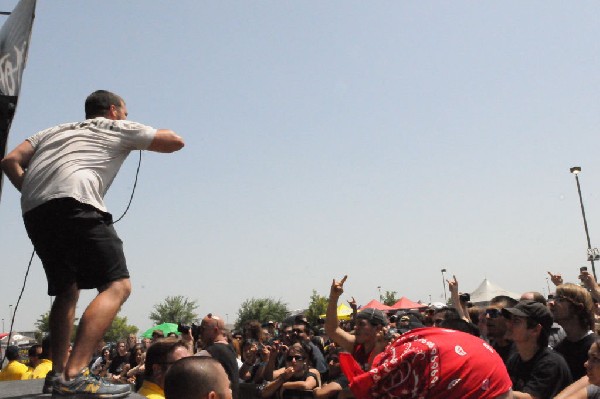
138, 380, 165, 399
20, 366, 34, 380
30, 359, 53, 379
0, 360, 29, 381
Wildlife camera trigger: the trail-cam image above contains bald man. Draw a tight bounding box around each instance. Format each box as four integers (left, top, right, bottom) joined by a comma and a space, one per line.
164, 357, 232, 399
199, 314, 239, 399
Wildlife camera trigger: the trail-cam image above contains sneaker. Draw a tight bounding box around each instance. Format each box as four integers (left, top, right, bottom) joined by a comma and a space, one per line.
43, 370, 58, 394
52, 371, 131, 398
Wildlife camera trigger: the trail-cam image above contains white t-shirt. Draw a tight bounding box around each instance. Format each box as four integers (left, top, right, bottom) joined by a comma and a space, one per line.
21, 117, 156, 214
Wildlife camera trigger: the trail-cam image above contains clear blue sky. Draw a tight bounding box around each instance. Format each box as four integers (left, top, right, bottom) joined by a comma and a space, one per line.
1, 1, 600, 333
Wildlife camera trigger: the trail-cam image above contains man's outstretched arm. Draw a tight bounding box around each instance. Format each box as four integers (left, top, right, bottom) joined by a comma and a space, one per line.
147, 129, 185, 153
1, 140, 34, 191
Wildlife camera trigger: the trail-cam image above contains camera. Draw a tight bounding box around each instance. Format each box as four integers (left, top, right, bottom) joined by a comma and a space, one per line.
581, 266, 588, 273
178, 322, 201, 340
459, 293, 470, 302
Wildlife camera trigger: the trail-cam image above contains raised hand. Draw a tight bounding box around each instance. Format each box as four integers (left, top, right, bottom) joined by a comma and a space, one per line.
347, 296, 357, 309
547, 271, 563, 287
447, 275, 459, 295
330, 275, 347, 299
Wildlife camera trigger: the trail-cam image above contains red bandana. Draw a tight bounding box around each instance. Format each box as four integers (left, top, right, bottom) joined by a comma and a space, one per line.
340, 327, 511, 399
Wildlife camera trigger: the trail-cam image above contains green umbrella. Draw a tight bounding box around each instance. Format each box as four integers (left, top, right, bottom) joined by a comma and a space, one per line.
142, 322, 180, 338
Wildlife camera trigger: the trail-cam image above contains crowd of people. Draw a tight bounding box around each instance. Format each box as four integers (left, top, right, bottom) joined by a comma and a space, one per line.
2, 90, 600, 398
2, 270, 600, 399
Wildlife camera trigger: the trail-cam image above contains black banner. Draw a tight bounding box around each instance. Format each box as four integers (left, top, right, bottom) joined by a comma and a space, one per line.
0, 0, 36, 202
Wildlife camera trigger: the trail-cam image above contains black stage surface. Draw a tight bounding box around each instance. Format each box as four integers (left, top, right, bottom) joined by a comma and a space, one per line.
0, 379, 145, 398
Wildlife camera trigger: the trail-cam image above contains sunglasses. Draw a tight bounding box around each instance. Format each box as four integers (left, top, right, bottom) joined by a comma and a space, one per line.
485, 308, 502, 318
286, 355, 305, 362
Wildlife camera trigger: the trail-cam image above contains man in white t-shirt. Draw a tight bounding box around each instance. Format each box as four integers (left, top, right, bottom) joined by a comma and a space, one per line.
1, 90, 184, 397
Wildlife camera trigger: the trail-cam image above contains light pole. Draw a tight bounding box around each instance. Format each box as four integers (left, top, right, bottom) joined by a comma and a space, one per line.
570, 166, 598, 280
441, 269, 448, 303
2, 318, 4, 332
377, 286, 382, 302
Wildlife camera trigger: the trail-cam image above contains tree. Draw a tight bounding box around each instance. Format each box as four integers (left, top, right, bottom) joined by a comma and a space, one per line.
235, 298, 289, 331
306, 290, 328, 325
382, 290, 398, 306
34, 311, 50, 342
104, 315, 138, 343
35, 311, 50, 335
149, 296, 199, 325
35, 311, 79, 343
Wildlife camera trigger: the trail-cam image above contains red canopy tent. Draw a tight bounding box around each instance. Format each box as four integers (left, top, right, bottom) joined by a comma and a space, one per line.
361, 299, 392, 311
389, 296, 427, 310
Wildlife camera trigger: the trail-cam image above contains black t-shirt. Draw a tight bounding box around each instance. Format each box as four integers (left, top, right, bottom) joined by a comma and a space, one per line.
493, 341, 516, 365
506, 346, 573, 399
207, 342, 240, 399
108, 353, 128, 375
554, 332, 596, 380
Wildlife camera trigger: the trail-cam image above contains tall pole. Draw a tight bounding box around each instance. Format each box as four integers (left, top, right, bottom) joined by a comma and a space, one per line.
571, 167, 597, 280
441, 269, 447, 303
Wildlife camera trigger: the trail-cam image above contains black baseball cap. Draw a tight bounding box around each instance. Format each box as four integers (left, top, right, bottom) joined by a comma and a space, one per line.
357, 308, 388, 326
501, 300, 553, 332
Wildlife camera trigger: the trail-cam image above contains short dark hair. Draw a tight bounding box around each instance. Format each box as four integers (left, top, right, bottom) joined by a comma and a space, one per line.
144, 338, 187, 379
433, 307, 460, 321
490, 295, 518, 309
28, 344, 41, 358
85, 90, 124, 119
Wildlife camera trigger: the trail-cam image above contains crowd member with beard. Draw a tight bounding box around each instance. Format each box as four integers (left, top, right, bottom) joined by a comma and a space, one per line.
503, 300, 572, 399
486, 295, 518, 364
551, 283, 597, 380
325, 276, 388, 372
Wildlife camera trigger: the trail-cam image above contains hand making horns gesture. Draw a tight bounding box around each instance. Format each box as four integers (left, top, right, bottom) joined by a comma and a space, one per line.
330, 275, 347, 299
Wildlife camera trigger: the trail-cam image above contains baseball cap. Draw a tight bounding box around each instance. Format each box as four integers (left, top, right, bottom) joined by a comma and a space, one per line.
501, 300, 553, 332
356, 308, 388, 326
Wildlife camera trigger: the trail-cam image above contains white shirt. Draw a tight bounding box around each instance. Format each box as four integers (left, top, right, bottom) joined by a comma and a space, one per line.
21, 117, 155, 214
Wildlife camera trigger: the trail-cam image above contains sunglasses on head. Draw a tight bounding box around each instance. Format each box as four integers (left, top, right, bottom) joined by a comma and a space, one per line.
286, 355, 305, 362
485, 308, 502, 318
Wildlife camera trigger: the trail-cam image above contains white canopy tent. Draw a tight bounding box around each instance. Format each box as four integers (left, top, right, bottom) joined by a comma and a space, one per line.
470, 278, 520, 306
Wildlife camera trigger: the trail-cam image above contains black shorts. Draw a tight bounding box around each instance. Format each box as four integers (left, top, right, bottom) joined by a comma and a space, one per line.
23, 198, 129, 296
